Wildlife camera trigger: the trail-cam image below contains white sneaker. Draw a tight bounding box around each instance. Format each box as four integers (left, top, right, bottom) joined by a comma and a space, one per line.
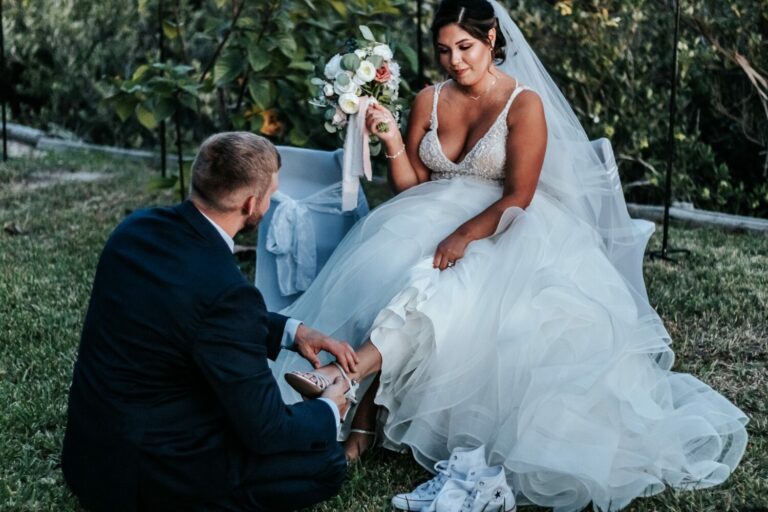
391, 446, 487, 511
427, 465, 516, 512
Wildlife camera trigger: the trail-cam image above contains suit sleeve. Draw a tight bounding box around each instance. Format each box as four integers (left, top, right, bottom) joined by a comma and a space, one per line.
265, 311, 289, 360
191, 283, 337, 455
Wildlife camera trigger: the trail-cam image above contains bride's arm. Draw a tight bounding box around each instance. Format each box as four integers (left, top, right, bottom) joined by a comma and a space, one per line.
433, 91, 547, 271
365, 87, 434, 194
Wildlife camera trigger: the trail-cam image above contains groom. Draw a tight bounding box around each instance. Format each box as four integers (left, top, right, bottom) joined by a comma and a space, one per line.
61, 132, 357, 511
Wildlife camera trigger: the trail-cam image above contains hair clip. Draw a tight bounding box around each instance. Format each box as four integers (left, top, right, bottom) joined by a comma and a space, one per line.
457, 6, 466, 23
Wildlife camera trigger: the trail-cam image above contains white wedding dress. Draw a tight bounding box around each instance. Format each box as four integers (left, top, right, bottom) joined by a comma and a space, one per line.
269, 80, 747, 511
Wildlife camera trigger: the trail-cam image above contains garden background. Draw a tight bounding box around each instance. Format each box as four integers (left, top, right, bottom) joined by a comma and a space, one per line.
4, 0, 767, 216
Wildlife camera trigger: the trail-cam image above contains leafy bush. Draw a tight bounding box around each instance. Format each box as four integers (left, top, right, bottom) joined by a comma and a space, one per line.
3, 0, 767, 216
508, 0, 768, 216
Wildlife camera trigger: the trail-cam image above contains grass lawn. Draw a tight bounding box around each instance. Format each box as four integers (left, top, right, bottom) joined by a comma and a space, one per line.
0, 151, 766, 512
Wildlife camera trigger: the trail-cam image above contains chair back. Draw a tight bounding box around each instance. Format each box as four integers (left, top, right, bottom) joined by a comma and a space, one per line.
256, 146, 368, 311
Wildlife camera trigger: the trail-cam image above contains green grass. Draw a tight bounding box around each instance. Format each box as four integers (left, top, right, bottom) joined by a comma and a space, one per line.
0, 151, 766, 512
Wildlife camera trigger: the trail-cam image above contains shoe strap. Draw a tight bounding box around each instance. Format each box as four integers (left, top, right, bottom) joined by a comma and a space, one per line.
331, 361, 359, 404
291, 369, 332, 390
349, 428, 376, 436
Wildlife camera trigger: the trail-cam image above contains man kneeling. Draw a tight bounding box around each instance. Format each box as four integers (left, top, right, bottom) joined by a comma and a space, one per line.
62, 132, 356, 511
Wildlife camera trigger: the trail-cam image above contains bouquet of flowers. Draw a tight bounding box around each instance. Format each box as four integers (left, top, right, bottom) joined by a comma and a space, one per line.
310, 25, 402, 138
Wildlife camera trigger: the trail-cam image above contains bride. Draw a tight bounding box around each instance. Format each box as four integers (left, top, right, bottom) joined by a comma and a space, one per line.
271, 0, 748, 509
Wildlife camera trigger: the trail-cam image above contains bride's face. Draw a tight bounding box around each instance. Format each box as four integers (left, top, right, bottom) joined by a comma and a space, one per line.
436, 24, 495, 86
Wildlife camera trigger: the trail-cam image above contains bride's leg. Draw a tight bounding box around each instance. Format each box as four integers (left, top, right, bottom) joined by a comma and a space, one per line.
344, 375, 380, 462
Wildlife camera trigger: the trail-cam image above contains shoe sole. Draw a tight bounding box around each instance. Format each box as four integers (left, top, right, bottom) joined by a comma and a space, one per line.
284, 372, 324, 398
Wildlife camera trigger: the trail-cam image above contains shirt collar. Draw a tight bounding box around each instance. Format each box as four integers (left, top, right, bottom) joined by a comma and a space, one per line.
196, 207, 235, 253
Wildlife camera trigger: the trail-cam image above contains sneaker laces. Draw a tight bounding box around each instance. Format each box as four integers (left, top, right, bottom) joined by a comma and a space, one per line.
410, 461, 451, 498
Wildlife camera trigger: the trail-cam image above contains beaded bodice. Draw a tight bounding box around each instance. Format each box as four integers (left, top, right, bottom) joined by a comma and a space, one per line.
419, 80, 530, 183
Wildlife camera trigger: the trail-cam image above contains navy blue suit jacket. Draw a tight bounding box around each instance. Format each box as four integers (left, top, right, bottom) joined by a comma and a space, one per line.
61, 200, 336, 511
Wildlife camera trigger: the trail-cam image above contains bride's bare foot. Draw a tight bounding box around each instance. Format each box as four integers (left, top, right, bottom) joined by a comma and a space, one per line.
344, 429, 376, 462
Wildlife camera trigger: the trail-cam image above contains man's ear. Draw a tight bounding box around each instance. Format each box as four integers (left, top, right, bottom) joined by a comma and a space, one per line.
241, 193, 257, 217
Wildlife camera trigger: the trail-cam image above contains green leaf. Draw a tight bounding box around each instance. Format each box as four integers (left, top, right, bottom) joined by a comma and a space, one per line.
396, 43, 418, 73
369, 55, 384, 68
214, 50, 245, 85
171, 64, 195, 76
289, 126, 309, 146
359, 25, 375, 42
132, 64, 151, 81
341, 53, 361, 72
136, 103, 158, 130
248, 79, 276, 110
288, 61, 314, 71
162, 19, 179, 40
247, 46, 272, 72
114, 95, 137, 122
178, 93, 198, 111
154, 98, 176, 124
277, 35, 297, 59
329, 0, 347, 17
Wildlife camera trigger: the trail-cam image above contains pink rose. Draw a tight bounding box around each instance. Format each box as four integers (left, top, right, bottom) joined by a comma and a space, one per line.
374, 63, 392, 83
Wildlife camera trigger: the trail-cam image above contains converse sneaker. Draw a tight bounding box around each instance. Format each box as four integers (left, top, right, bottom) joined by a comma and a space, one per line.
428, 465, 516, 512
391, 445, 487, 511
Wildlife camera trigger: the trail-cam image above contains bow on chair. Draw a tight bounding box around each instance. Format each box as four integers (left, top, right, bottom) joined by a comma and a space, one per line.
265, 192, 318, 296
265, 183, 368, 296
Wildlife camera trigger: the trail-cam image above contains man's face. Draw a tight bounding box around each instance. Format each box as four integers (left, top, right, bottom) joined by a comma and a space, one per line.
244, 172, 278, 229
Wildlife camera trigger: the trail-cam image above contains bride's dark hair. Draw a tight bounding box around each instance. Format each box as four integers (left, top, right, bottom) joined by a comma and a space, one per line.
431, 0, 508, 64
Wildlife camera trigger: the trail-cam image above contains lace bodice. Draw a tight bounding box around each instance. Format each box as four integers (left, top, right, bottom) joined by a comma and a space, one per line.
419, 81, 530, 183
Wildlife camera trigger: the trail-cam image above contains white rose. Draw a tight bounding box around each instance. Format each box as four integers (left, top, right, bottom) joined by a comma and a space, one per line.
323, 83, 334, 97
333, 71, 357, 95
338, 93, 360, 114
324, 54, 342, 80
371, 44, 393, 61
355, 60, 376, 83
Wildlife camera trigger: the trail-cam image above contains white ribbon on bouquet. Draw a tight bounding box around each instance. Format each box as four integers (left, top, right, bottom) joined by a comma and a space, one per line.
341, 96, 375, 212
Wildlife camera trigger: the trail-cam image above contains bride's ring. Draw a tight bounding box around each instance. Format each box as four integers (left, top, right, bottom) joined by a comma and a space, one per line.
447, 261, 455, 267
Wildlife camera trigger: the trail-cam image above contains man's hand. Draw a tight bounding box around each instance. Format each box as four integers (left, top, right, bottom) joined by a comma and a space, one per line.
294, 324, 359, 374
321, 376, 350, 419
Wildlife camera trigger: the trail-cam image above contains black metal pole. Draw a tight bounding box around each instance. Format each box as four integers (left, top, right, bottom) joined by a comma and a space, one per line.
416, 0, 424, 85
159, 0, 167, 177
1, 0, 8, 162
174, 105, 185, 202
649, 0, 689, 262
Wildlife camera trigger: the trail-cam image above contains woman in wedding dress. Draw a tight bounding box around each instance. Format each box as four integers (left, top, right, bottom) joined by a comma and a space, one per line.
271, 0, 748, 509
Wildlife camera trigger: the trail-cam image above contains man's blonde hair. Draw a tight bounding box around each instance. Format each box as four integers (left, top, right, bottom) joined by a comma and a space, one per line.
189, 132, 281, 212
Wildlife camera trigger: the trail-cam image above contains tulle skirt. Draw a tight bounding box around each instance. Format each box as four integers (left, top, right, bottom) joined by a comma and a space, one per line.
270, 177, 747, 511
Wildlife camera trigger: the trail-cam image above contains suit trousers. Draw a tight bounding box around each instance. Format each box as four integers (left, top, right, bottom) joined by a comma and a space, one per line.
194, 441, 347, 512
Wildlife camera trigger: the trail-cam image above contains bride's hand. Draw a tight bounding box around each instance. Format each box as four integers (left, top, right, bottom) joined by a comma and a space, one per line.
365, 103, 399, 144
433, 232, 471, 271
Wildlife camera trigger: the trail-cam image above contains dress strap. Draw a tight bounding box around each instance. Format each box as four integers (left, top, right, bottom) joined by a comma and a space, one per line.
500, 84, 530, 119
430, 81, 445, 130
